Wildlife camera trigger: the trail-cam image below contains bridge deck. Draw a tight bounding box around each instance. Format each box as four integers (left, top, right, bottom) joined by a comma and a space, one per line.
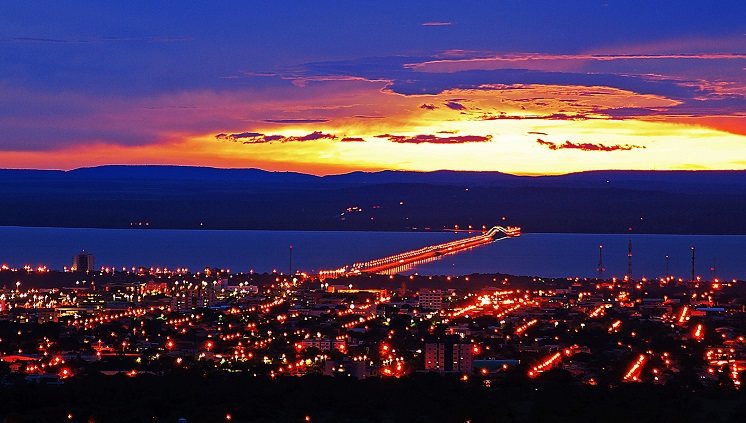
319, 226, 520, 277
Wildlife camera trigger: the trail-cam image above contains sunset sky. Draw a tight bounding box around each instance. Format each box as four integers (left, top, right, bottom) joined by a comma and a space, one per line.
1, 1, 745, 175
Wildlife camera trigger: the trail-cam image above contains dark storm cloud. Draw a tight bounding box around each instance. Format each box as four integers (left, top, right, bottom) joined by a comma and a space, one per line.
478, 112, 588, 121
375, 134, 492, 144
296, 131, 336, 141
231, 132, 263, 138
536, 138, 645, 152
445, 101, 467, 110
263, 119, 330, 124
216, 131, 337, 144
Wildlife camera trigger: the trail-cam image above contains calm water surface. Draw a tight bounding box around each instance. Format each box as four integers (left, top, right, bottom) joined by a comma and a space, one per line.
1, 227, 745, 280
410, 233, 746, 281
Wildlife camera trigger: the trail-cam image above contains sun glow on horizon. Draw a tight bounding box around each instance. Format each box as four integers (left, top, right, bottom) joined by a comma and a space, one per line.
1, 81, 744, 175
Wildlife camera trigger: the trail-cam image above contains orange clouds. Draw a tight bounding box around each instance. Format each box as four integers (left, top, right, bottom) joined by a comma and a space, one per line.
1, 74, 744, 176
406, 53, 746, 74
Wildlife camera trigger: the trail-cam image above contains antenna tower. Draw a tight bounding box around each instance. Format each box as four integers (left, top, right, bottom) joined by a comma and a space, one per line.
627, 228, 633, 281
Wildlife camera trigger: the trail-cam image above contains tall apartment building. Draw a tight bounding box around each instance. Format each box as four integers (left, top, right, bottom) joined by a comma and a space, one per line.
73, 251, 95, 273
424, 338, 474, 374
418, 288, 443, 310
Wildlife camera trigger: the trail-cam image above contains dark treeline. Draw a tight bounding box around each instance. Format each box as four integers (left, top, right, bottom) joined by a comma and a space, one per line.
1, 371, 746, 423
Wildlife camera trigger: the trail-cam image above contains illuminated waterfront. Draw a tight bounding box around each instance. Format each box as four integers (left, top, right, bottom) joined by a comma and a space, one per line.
1, 227, 745, 280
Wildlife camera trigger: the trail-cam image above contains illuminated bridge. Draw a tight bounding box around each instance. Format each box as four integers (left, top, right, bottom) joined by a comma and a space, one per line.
318, 226, 520, 278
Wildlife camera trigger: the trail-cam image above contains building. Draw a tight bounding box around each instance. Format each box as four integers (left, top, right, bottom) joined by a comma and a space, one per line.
170, 285, 216, 311
424, 338, 474, 374
323, 359, 366, 378
300, 337, 345, 352
418, 288, 443, 310
72, 251, 95, 273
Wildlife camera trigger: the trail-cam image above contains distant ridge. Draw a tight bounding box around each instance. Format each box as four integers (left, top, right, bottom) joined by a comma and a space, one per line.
324, 169, 522, 185
0, 165, 744, 233
66, 165, 321, 183
2, 165, 744, 191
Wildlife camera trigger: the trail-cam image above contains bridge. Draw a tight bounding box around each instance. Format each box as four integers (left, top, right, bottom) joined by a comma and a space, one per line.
318, 225, 520, 278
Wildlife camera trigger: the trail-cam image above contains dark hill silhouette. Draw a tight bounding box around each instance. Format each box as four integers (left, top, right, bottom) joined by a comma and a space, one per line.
67, 165, 321, 183
0, 166, 744, 233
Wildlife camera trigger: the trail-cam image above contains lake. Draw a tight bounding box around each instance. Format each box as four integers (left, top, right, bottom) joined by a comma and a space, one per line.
1, 227, 745, 280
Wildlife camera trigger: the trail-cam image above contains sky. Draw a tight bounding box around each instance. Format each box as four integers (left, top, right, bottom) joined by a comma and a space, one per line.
1, 1, 745, 175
